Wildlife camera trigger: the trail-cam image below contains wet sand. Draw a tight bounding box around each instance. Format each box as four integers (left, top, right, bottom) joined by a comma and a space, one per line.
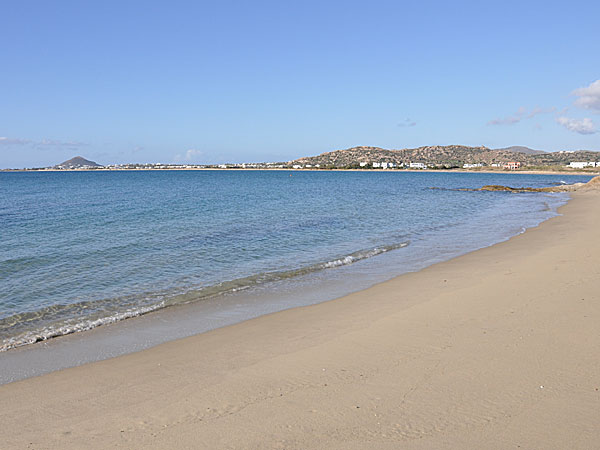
1, 188, 599, 449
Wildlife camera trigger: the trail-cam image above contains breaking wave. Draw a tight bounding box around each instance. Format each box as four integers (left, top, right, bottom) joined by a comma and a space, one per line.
0, 241, 409, 351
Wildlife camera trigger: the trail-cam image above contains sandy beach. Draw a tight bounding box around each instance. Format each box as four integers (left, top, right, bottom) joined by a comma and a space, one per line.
1, 186, 599, 449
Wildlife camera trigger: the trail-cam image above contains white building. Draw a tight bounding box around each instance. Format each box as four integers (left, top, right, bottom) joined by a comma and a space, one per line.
372, 162, 382, 168
463, 163, 483, 168
568, 161, 598, 169
409, 162, 427, 169
359, 162, 368, 167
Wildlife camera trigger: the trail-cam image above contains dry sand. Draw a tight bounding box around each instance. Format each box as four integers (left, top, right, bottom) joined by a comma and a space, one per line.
1, 187, 599, 449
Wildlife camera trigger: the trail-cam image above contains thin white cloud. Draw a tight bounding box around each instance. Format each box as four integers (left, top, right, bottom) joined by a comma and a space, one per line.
488, 106, 526, 125
573, 79, 600, 113
0, 136, 86, 148
556, 116, 597, 135
185, 149, 203, 160
488, 106, 555, 126
174, 149, 204, 163
38, 139, 87, 148
487, 115, 522, 126
527, 106, 556, 118
0, 137, 32, 145
397, 118, 416, 127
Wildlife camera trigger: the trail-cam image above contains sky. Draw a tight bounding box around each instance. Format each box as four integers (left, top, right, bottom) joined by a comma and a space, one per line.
1, 0, 599, 168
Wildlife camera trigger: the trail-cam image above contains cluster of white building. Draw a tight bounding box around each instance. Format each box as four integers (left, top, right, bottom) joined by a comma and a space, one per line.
369, 162, 400, 169
292, 164, 321, 169
360, 162, 429, 169
568, 161, 600, 169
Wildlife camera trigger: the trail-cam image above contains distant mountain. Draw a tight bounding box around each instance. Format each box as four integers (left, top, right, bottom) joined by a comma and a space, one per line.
494, 146, 546, 155
55, 156, 102, 169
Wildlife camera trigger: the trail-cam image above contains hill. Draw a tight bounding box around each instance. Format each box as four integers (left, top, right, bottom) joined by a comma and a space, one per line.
290, 145, 599, 169
291, 145, 521, 168
55, 156, 102, 169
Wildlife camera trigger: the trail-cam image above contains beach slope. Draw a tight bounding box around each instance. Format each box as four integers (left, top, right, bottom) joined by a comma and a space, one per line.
1, 188, 599, 449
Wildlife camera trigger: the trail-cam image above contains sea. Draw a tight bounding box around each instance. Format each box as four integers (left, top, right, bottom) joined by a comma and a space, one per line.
0, 170, 592, 380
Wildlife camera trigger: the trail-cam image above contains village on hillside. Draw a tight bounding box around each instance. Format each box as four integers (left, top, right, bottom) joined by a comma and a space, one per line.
5, 145, 600, 172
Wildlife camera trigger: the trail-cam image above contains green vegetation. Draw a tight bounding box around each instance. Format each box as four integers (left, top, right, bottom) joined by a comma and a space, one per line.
290, 145, 600, 171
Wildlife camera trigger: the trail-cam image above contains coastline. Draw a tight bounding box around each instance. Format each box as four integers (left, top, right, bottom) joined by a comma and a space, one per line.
1, 186, 599, 448
2, 171, 586, 363
3, 167, 600, 175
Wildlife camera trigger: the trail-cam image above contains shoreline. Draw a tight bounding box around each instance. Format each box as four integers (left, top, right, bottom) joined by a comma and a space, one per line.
3, 167, 600, 175
0, 177, 576, 381
1, 183, 599, 448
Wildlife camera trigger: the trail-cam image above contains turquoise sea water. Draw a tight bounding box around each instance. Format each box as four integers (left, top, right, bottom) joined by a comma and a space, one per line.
0, 170, 592, 350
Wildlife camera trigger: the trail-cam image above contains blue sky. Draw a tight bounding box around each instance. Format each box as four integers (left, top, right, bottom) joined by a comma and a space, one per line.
1, 0, 599, 168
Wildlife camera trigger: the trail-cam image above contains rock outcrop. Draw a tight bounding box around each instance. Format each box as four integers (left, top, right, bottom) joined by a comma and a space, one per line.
477, 176, 600, 193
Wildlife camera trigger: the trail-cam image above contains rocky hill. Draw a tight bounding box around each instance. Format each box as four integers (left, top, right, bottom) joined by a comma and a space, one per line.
290, 145, 599, 169
55, 156, 102, 169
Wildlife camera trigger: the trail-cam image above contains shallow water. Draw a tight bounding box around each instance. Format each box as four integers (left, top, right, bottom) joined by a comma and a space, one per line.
0, 170, 592, 352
